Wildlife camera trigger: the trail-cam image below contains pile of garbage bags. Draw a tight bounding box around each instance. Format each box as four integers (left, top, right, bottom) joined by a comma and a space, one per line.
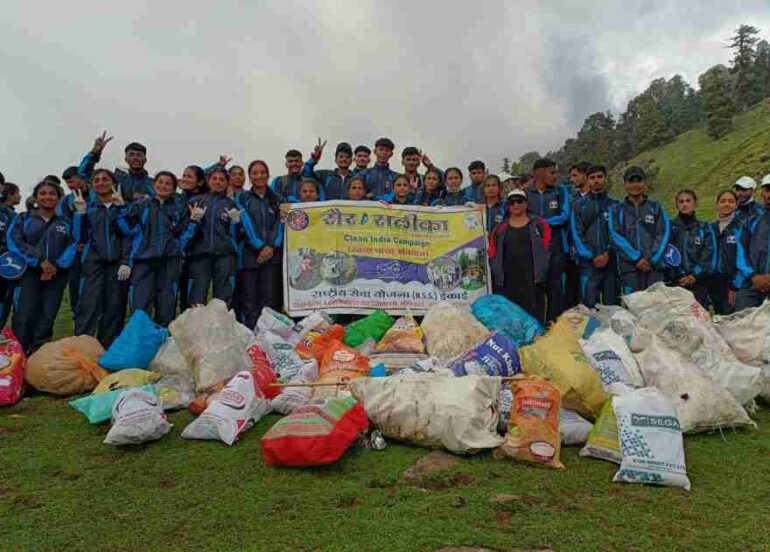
8, 283, 770, 491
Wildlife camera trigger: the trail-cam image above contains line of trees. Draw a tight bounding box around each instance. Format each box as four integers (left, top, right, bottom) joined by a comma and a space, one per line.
503, 25, 770, 176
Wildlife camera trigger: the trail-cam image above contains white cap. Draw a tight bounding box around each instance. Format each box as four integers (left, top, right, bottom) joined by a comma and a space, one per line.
507, 189, 527, 200
497, 172, 514, 182
761, 174, 770, 187
734, 176, 757, 190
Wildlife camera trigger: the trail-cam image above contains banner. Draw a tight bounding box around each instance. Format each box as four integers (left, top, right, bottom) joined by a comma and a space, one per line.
283, 201, 491, 316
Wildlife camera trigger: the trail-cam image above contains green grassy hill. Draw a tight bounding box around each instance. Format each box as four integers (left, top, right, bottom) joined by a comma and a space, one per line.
627, 98, 770, 218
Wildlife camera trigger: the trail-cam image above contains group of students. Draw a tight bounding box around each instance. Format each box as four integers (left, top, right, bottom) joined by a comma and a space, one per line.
0, 133, 768, 354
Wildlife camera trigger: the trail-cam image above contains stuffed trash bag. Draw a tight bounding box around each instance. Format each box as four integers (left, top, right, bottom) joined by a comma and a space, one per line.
70, 384, 158, 424
0, 328, 27, 406
99, 310, 169, 372
26, 336, 106, 396
343, 310, 394, 348
471, 294, 544, 347
104, 388, 172, 446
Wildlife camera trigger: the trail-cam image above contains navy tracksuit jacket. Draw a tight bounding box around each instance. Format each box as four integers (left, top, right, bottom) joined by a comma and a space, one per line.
302, 158, 351, 200
734, 209, 770, 309
361, 164, 397, 198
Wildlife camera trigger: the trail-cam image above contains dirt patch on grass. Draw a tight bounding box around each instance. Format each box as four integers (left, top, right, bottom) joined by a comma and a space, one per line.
0, 426, 23, 436
401, 451, 458, 484
89, 453, 119, 464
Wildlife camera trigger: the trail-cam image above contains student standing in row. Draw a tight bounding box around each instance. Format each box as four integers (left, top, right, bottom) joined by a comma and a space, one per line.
570, 165, 619, 307
666, 190, 716, 307
413, 168, 444, 206
526, 158, 571, 322
482, 174, 506, 234
9, 181, 77, 354
609, 166, 670, 295
361, 138, 397, 198
346, 176, 368, 201
229, 165, 246, 197
376, 174, 414, 205
177, 165, 209, 312
271, 150, 305, 201
72, 170, 130, 347
488, 189, 550, 324
400, 147, 441, 192
236, 160, 284, 329
734, 176, 770, 310
303, 140, 353, 200
437, 167, 468, 206
708, 190, 742, 314
465, 160, 487, 203
0, 185, 18, 328
80, 133, 154, 202
353, 145, 371, 174
733, 176, 764, 222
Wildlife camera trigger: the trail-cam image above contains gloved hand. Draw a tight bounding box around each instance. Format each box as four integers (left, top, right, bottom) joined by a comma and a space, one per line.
117, 265, 132, 281
189, 204, 207, 223
227, 208, 241, 223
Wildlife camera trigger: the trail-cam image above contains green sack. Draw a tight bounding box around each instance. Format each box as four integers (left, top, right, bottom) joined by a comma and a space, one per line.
69, 384, 157, 424
343, 310, 394, 348
578, 397, 621, 464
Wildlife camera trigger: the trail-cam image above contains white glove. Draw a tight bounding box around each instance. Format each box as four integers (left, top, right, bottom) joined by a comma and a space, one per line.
117, 265, 132, 281
189, 205, 207, 223
227, 208, 241, 223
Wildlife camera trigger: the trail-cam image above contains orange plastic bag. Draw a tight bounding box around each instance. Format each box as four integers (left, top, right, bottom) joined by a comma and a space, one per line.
25, 336, 106, 396
494, 375, 564, 469
312, 340, 370, 399
295, 324, 346, 362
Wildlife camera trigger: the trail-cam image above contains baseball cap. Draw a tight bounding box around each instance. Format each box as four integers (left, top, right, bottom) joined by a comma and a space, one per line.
497, 172, 513, 182
623, 166, 646, 181
735, 176, 758, 190
507, 189, 527, 201
761, 174, 770, 188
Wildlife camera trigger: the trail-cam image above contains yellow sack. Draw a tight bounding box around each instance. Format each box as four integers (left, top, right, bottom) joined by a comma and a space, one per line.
518, 319, 606, 420
26, 336, 106, 396
92, 369, 161, 395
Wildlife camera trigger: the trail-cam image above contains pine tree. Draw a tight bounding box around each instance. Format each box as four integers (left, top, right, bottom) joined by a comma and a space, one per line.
501, 157, 510, 173
755, 39, 770, 98
699, 65, 737, 139
729, 24, 763, 110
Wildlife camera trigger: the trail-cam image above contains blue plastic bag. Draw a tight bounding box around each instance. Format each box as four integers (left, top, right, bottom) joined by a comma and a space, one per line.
99, 310, 169, 371
69, 384, 157, 424
471, 295, 544, 347
445, 332, 521, 377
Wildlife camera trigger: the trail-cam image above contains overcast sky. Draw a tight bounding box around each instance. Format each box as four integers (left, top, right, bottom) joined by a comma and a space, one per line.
2, 1, 769, 197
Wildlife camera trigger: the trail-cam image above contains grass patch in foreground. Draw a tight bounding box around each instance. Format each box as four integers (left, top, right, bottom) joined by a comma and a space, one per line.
1, 395, 769, 552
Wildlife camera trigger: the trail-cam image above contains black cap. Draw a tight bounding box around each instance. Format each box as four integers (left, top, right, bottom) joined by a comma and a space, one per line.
586, 164, 607, 177
335, 142, 353, 156
62, 166, 80, 180
374, 137, 395, 150
624, 166, 646, 181
532, 158, 556, 171
124, 142, 147, 154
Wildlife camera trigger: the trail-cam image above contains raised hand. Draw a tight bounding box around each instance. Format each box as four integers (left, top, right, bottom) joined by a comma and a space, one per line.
420, 150, 433, 168
218, 155, 233, 167
188, 204, 207, 223
111, 184, 125, 207
226, 208, 241, 223
92, 131, 114, 154
73, 189, 87, 213
312, 137, 327, 159
407, 174, 419, 192
117, 265, 132, 281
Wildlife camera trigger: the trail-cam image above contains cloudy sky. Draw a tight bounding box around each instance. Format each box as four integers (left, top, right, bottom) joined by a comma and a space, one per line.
1, 0, 769, 197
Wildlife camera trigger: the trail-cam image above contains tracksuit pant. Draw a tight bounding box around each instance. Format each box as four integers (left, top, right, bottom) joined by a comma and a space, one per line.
564, 257, 581, 309
619, 270, 663, 296
735, 287, 770, 311
237, 264, 282, 330
187, 254, 236, 307
706, 275, 735, 315
67, 252, 82, 317
129, 257, 181, 327
12, 268, 68, 355
178, 260, 191, 313
0, 278, 15, 329
546, 252, 566, 323
74, 258, 128, 347
579, 257, 619, 308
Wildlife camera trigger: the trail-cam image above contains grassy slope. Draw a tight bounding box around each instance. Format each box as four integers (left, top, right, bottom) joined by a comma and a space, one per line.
630, 98, 770, 218
2, 305, 769, 552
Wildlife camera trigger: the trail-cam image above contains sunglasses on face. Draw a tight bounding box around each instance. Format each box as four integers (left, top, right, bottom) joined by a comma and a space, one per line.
509, 197, 526, 204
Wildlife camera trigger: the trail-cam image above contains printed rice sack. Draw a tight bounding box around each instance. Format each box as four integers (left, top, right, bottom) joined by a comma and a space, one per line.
288, 312, 333, 345
255, 332, 305, 382
312, 341, 371, 400
560, 408, 593, 446
255, 306, 295, 339
104, 388, 172, 446
579, 398, 622, 464
170, 300, 253, 393
343, 310, 394, 348
494, 375, 564, 469
261, 396, 368, 467
92, 369, 161, 395
181, 371, 271, 446
350, 374, 504, 454
421, 303, 489, 360
244, 340, 280, 399
69, 384, 158, 424
296, 324, 346, 362
0, 329, 26, 406
470, 294, 544, 347
445, 332, 520, 377
612, 387, 691, 491
580, 327, 644, 391
270, 360, 320, 415
26, 336, 106, 396
518, 319, 606, 420
375, 314, 425, 354
630, 330, 753, 433
99, 310, 169, 371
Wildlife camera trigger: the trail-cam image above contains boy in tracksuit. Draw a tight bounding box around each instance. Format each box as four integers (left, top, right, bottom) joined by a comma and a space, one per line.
734, 178, 770, 310
733, 176, 764, 222
119, 172, 193, 326
271, 149, 305, 201
58, 166, 91, 318
183, 169, 241, 307
0, 193, 17, 328
527, 158, 571, 322
466, 160, 487, 203
570, 165, 620, 307
353, 145, 371, 174
608, 166, 670, 295
302, 140, 351, 200
79, 133, 155, 202
666, 190, 717, 308
72, 169, 131, 347
361, 138, 397, 198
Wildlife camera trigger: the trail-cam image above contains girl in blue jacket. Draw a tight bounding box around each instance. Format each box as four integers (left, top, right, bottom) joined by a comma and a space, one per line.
482, 175, 507, 233
436, 167, 468, 206
413, 168, 444, 206
707, 190, 742, 314
9, 180, 77, 353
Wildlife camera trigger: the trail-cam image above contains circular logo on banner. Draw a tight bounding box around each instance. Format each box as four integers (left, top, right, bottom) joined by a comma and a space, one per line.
0, 251, 27, 280
664, 244, 682, 268
287, 210, 309, 231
